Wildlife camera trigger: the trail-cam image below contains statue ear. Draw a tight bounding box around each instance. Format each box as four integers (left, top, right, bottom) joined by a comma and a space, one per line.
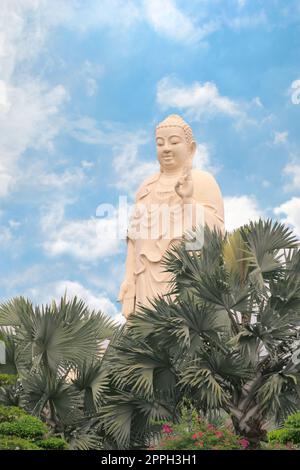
190, 140, 196, 158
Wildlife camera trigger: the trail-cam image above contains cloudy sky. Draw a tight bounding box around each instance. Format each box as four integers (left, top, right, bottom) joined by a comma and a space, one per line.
0, 0, 299, 321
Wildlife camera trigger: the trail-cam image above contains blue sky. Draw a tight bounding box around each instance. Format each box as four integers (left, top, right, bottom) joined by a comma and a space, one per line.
0, 0, 299, 321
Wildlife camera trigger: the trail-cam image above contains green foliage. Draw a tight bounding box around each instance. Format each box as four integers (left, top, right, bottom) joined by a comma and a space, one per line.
284, 411, 300, 429
0, 374, 17, 386
36, 437, 69, 450
0, 404, 70, 450
0, 219, 299, 450
0, 295, 118, 449
152, 408, 249, 450
0, 404, 26, 423
267, 411, 300, 445
0, 415, 47, 439
101, 220, 300, 449
260, 440, 296, 450
0, 436, 41, 450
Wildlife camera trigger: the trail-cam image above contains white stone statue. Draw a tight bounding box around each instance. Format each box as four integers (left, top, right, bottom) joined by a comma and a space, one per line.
118, 114, 225, 318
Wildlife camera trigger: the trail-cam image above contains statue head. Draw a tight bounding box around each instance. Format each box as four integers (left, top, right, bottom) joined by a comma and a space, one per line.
155, 114, 196, 172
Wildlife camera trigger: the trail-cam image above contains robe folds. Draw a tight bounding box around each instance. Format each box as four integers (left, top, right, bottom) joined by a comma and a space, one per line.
126, 169, 225, 311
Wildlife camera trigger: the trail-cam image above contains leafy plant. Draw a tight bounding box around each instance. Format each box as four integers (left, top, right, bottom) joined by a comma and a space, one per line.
267, 411, 300, 445
36, 437, 69, 450
101, 220, 300, 449
0, 415, 47, 439
0, 296, 118, 449
0, 436, 41, 450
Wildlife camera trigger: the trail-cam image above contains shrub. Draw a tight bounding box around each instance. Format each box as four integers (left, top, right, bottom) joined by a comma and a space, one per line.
0, 405, 26, 423
154, 423, 249, 450
152, 408, 249, 450
261, 441, 296, 450
0, 415, 47, 439
284, 412, 300, 429
36, 437, 69, 450
0, 374, 17, 386
0, 436, 41, 450
267, 412, 300, 446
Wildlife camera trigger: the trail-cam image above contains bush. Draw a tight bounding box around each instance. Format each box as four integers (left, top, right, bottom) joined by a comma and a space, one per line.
152, 408, 249, 450
284, 412, 300, 429
0, 405, 69, 450
268, 428, 300, 445
261, 440, 296, 450
0, 415, 47, 439
267, 411, 300, 446
0, 374, 17, 386
0, 435, 41, 450
0, 405, 26, 423
36, 437, 69, 450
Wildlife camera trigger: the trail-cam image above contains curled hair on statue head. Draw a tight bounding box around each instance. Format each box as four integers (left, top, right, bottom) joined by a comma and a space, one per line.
156, 114, 194, 145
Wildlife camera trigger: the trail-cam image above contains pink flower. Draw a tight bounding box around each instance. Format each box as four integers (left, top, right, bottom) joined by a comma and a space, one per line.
197, 441, 204, 448
192, 433, 198, 440
162, 424, 173, 434
239, 439, 249, 449
207, 424, 215, 430
215, 431, 223, 438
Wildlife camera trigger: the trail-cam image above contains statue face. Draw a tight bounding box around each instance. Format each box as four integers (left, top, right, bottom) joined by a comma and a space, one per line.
156, 126, 191, 171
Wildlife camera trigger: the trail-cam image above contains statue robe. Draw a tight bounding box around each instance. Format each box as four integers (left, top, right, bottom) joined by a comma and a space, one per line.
127, 169, 225, 311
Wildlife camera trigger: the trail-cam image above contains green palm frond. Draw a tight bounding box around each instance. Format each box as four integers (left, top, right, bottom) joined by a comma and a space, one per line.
241, 219, 299, 255
0, 297, 34, 327
101, 392, 172, 449
0, 332, 18, 374
21, 368, 82, 425
72, 360, 110, 412
110, 337, 177, 398
179, 364, 228, 410
257, 372, 300, 422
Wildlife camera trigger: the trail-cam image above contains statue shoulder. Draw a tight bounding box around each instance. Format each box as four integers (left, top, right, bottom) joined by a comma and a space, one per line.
192, 168, 216, 182
192, 169, 222, 191
135, 172, 160, 201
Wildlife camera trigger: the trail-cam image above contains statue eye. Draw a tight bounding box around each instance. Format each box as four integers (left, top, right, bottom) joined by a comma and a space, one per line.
170, 138, 181, 145
156, 139, 164, 146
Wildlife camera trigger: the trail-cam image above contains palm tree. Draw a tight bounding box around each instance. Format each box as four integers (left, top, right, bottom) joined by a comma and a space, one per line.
101, 220, 300, 448
0, 296, 117, 449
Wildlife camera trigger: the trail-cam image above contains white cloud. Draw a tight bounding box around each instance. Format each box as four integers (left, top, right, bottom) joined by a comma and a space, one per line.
156, 76, 242, 121
81, 160, 95, 169
79, 60, 104, 97
53, 280, 118, 316
262, 179, 271, 188
143, 0, 217, 43
283, 161, 300, 192
41, 202, 121, 262
252, 96, 263, 108
273, 131, 288, 145
274, 197, 300, 238
290, 79, 300, 105
224, 195, 264, 232
113, 136, 159, 194
0, 81, 68, 197
0, 226, 12, 246
27, 279, 119, 317
193, 143, 219, 174
39, 167, 86, 189
68, 117, 107, 144
0, 1, 71, 198
0, 80, 11, 112
228, 11, 267, 30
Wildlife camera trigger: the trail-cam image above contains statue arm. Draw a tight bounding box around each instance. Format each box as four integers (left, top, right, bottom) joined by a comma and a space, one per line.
118, 236, 136, 319
183, 171, 225, 235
